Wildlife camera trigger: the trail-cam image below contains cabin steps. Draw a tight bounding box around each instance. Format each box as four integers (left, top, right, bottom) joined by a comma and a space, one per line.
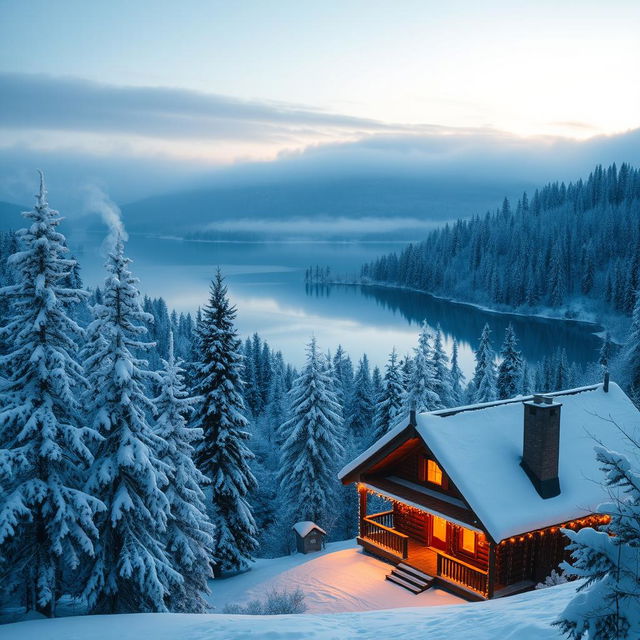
386, 563, 434, 594
397, 563, 433, 582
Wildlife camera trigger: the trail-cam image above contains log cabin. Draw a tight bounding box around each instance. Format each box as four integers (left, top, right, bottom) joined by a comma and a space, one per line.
338, 380, 638, 601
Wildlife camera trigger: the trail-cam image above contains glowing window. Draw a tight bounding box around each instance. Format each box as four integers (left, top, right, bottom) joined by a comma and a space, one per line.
433, 516, 447, 541
461, 528, 476, 554
427, 459, 443, 485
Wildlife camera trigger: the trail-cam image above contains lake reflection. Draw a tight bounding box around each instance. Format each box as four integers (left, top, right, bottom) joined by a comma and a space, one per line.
76, 234, 602, 376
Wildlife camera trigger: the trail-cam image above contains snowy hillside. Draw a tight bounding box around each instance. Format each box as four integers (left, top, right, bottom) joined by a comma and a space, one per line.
3, 580, 578, 640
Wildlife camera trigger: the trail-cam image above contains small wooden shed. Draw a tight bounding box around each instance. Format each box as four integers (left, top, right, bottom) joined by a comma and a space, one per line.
292, 521, 327, 554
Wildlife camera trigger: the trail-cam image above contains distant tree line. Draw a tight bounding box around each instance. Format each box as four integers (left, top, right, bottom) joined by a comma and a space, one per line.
361, 163, 640, 316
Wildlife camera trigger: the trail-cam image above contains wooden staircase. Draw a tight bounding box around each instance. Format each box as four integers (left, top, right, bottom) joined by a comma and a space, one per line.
385, 562, 434, 594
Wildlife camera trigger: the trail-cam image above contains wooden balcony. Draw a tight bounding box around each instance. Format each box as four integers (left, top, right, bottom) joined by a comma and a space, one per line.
359, 511, 489, 599
360, 510, 409, 559
437, 550, 489, 597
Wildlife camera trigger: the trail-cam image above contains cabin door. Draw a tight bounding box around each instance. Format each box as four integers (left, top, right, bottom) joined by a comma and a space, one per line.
429, 515, 448, 551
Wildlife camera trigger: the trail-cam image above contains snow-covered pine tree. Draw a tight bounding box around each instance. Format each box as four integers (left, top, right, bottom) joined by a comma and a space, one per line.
242, 336, 261, 418
194, 269, 257, 575
155, 331, 214, 612
407, 322, 441, 412
371, 365, 383, 400
372, 348, 406, 442
555, 443, 640, 639
497, 324, 523, 400
82, 236, 181, 614
400, 354, 414, 396
431, 326, 453, 408
0, 173, 102, 617
554, 347, 571, 390
470, 323, 498, 403
520, 360, 534, 395
347, 354, 374, 446
277, 337, 344, 529
449, 338, 465, 405
599, 331, 612, 374
265, 351, 289, 449
332, 345, 354, 420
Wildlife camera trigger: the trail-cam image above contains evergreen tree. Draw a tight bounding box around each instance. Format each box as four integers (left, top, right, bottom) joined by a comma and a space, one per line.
371, 365, 383, 400
194, 270, 258, 575
497, 324, 523, 399
348, 354, 374, 445
556, 444, 640, 639
332, 345, 354, 422
407, 322, 441, 412
154, 332, 214, 612
83, 237, 181, 613
400, 354, 414, 396
0, 174, 102, 617
520, 360, 534, 395
431, 326, 453, 408
242, 336, 261, 418
278, 337, 344, 529
259, 340, 272, 408
599, 331, 612, 374
372, 349, 405, 442
471, 324, 497, 403
449, 338, 465, 405
554, 347, 570, 390
265, 351, 289, 448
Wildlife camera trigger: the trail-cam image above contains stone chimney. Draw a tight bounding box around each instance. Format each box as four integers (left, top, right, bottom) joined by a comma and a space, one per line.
521, 394, 561, 499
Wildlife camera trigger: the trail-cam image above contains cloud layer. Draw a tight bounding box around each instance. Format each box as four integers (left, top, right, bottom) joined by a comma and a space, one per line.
1, 72, 639, 219
0, 72, 401, 143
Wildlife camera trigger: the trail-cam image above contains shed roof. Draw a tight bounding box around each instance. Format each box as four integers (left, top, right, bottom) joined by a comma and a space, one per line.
293, 521, 327, 538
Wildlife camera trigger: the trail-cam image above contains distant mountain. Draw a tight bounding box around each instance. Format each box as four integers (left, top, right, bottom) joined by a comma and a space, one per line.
0, 201, 25, 230
120, 174, 537, 240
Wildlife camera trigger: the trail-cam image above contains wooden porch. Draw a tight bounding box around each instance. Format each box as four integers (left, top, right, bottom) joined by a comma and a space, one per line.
359, 510, 490, 600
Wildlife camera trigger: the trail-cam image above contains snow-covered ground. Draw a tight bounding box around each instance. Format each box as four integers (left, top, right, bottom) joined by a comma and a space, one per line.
2, 581, 578, 640
1, 541, 579, 638
207, 540, 463, 613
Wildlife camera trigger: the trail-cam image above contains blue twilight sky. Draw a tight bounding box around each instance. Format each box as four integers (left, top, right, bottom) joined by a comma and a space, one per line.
0, 0, 639, 206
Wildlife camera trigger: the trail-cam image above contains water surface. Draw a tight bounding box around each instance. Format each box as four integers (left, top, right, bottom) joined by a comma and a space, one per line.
75, 233, 602, 376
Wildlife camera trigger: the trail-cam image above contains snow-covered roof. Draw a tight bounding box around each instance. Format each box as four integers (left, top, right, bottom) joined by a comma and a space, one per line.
416, 382, 639, 541
293, 521, 327, 538
340, 382, 640, 542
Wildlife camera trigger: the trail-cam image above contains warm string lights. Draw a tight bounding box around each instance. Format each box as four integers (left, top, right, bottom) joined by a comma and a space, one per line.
498, 514, 611, 545
358, 483, 611, 548
359, 483, 451, 521
358, 483, 485, 542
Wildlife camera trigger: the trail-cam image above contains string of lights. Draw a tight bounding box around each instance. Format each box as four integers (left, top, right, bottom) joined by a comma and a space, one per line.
357, 483, 611, 546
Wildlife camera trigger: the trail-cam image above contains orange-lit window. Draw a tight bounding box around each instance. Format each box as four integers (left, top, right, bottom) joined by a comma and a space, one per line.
461, 528, 476, 554
427, 460, 443, 485
433, 516, 447, 541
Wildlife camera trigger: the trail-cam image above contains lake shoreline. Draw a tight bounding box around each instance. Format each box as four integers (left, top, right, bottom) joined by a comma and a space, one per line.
71, 231, 608, 371
324, 280, 608, 339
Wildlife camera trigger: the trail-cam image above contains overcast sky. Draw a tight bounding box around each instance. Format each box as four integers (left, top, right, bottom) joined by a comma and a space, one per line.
1, 1, 639, 207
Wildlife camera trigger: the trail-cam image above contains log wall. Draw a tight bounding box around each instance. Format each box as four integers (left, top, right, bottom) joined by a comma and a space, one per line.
495, 527, 573, 586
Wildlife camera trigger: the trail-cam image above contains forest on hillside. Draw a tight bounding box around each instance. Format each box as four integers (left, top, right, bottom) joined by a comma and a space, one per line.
1, 174, 639, 621
360, 164, 640, 320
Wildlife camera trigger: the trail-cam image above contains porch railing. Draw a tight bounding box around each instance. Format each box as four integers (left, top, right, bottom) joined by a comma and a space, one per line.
361, 510, 409, 559
437, 551, 489, 597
